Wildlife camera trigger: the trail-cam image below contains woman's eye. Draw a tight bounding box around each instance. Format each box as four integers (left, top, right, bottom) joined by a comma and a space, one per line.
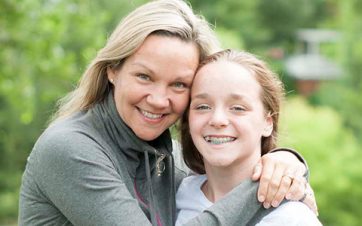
172, 82, 187, 89
137, 74, 150, 81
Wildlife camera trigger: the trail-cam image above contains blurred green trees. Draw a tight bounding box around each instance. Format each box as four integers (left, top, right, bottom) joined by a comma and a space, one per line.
280, 97, 362, 226
0, 0, 361, 225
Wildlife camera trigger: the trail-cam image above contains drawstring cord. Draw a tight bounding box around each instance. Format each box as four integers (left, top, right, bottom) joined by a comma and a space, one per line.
144, 150, 158, 226
133, 177, 163, 226
143, 147, 173, 226
169, 154, 176, 226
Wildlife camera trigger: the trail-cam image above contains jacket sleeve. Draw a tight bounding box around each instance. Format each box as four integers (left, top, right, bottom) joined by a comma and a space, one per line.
23, 129, 153, 226
255, 201, 322, 226
181, 147, 311, 226
183, 180, 262, 226
269, 147, 310, 179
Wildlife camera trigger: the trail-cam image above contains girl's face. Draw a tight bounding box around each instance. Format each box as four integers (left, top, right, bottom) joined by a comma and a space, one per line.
108, 35, 199, 141
189, 60, 273, 169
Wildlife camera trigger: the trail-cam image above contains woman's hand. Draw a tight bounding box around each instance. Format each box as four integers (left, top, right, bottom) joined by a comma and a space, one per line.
251, 151, 318, 215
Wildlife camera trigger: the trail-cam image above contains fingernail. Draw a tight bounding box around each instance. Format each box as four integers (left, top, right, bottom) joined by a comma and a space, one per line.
263, 202, 270, 209
258, 195, 265, 202
272, 200, 279, 207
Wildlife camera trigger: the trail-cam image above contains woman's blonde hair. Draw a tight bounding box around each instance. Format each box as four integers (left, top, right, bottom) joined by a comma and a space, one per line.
52, 0, 220, 122
181, 49, 285, 174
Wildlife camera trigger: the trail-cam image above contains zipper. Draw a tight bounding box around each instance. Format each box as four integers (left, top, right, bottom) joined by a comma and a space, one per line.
154, 149, 166, 176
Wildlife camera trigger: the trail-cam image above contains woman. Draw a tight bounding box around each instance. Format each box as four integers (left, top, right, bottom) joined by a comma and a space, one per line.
19, 1, 314, 225
177, 49, 321, 225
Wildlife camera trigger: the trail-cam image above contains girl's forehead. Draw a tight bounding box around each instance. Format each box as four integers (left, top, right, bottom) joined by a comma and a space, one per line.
192, 63, 261, 100
194, 61, 254, 85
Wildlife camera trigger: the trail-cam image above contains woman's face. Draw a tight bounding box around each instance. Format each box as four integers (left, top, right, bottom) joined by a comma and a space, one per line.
108, 35, 199, 141
189, 60, 273, 169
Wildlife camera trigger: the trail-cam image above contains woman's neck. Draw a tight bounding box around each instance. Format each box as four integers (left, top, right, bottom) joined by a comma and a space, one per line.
201, 154, 260, 203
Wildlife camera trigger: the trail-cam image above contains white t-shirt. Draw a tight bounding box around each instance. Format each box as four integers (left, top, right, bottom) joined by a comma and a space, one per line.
176, 175, 322, 226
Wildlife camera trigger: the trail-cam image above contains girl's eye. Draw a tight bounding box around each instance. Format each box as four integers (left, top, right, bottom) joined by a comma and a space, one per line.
136, 74, 150, 81
231, 105, 245, 112
195, 104, 210, 110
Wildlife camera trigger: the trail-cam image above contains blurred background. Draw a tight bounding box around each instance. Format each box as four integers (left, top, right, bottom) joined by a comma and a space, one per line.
1, 0, 361, 225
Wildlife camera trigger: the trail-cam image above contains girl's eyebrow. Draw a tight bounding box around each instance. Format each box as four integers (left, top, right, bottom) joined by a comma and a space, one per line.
191, 93, 209, 100
192, 93, 245, 100
230, 93, 245, 100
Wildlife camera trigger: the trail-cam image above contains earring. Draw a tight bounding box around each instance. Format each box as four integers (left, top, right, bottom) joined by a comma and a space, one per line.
110, 79, 114, 84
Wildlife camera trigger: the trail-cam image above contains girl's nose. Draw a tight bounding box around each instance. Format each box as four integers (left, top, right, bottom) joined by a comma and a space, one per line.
208, 109, 229, 128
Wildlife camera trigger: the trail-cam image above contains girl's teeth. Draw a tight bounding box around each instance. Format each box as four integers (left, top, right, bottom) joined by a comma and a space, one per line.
141, 110, 163, 119
204, 136, 236, 144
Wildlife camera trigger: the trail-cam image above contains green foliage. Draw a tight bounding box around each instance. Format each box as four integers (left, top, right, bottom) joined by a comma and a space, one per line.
312, 0, 362, 143
190, 0, 267, 50
257, 0, 328, 45
0, 171, 21, 221
215, 27, 245, 50
1, 0, 361, 224
280, 97, 362, 226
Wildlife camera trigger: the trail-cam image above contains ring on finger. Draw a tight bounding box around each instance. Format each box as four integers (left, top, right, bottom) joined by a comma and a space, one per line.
283, 174, 294, 181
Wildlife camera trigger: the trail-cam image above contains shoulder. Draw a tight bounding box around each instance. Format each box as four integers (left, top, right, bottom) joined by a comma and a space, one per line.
34, 116, 104, 159
176, 175, 211, 225
176, 174, 206, 200
178, 175, 206, 192
257, 201, 322, 226
176, 175, 208, 207
28, 117, 115, 183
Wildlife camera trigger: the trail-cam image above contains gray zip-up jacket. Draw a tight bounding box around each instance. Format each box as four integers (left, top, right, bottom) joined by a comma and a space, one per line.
19, 92, 301, 226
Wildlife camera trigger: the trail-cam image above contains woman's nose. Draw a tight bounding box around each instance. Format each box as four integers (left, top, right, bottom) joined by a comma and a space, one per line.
146, 87, 170, 109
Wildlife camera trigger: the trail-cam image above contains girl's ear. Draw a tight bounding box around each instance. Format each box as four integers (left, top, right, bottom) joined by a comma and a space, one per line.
262, 113, 273, 137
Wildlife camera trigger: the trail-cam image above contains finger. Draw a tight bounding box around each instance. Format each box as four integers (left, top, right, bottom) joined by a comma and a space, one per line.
302, 184, 319, 215
251, 160, 263, 181
271, 175, 293, 207
294, 163, 306, 178
286, 176, 307, 200
257, 158, 274, 203
303, 194, 318, 215
263, 164, 285, 208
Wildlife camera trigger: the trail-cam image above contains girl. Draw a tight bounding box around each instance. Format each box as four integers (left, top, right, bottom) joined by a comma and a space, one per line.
177, 49, 321, 225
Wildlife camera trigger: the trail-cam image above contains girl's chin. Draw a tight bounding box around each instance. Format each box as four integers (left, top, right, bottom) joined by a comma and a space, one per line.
205, 158, 235, 168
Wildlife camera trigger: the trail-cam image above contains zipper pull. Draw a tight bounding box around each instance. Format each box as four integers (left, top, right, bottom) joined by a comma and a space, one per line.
156, 153, 166, 176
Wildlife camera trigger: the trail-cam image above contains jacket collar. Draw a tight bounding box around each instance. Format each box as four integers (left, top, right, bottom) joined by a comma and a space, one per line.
92, 91, 173, 177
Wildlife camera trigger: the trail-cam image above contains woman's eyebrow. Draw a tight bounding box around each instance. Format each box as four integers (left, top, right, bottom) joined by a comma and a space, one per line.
130, 62, 155, 74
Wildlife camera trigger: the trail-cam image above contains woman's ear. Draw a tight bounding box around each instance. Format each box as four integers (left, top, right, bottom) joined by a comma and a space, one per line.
107, 67, 116, 84
262, 113, 273, 137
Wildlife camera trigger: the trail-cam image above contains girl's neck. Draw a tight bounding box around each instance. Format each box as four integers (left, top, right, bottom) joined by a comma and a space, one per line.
201, 155, 260, 203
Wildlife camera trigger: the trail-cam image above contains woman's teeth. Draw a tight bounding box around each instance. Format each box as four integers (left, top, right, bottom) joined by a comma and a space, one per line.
141, 109, 163, 119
